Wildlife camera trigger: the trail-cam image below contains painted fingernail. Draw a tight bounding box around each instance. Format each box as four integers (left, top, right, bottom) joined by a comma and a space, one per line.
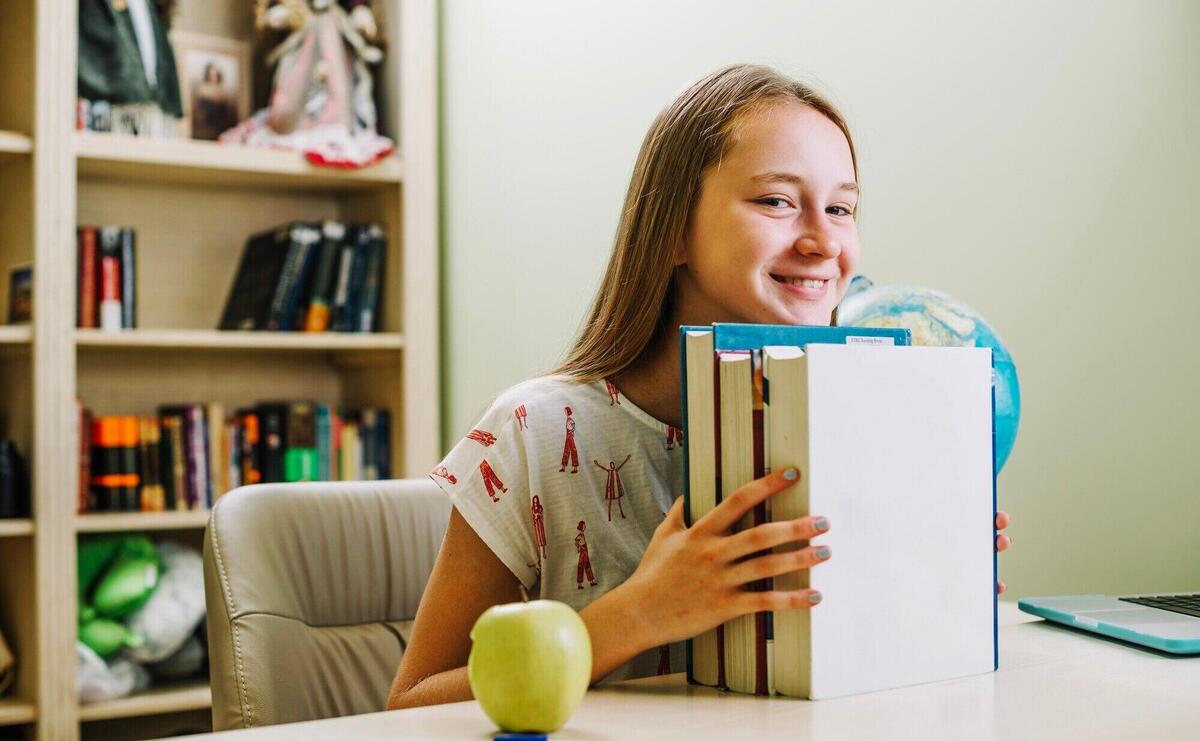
808, 591, 823, 604
816, 546, 831, 560
782, 468, 799, 481
814, 517, 830, 532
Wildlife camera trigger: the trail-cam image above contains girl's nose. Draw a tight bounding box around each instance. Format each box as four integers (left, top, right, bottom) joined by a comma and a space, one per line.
793, 228, 841, 259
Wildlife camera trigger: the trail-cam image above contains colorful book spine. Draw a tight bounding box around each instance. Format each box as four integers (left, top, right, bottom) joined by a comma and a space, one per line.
98, 226, 122, 331
77, 227, 98, 328
119, 227, 136, 328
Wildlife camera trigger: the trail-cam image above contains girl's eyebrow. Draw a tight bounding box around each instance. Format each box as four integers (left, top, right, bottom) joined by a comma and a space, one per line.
751, 171, 859, 194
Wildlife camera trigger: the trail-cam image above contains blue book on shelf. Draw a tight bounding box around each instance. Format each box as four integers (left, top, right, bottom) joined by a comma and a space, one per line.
711, 322, 911, 351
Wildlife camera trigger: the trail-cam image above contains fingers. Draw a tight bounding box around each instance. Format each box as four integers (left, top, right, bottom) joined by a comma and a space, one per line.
698, 468, 799, 535
728, 544, 830, 586
726, 516, 830, 561
996, 534, 1011, 553
736, 588, 823, 612
997, 579, 1007, 595
995, 511, 1010, 530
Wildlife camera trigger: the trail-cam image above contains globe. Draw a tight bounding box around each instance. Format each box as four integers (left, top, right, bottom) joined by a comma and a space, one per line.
836, 276, 1021, 473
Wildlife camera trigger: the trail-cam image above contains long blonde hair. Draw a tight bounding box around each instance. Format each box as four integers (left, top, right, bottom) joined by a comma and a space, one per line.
552, 64, 858, 381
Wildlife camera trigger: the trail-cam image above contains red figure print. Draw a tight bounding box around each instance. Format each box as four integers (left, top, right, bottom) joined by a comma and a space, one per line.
665, 425, 683, 450
478, 459, 507, 502
594, 454, 631, 521
604, 380, 621, 406
531, 495, 547, 560
467, 428, 497, 447
559, 406, 579, 473
431, 466, 457, 485
657, 645, 672, 676
575, 520, 597, 588
514, 404, 529, 430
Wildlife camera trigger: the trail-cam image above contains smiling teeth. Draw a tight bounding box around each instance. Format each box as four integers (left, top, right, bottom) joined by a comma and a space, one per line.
785, 278, 826, 288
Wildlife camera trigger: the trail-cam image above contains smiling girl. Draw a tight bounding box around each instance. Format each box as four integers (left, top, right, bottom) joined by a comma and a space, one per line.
387, 64, 1010, 709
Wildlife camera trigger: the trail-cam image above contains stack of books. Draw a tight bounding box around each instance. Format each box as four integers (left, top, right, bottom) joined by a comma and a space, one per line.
77, 225, 137, 331
76, 400, 392, 514
681, 323, 996, 699
219, 221, 387, 333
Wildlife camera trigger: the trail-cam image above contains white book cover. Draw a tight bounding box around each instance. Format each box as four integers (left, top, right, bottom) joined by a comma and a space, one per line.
767, 343, 995, 699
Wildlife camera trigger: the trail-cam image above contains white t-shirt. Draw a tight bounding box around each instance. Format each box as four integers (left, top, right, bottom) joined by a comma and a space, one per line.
429, 375, 687, 681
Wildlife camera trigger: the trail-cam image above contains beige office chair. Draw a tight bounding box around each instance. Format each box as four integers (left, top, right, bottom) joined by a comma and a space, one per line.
203, 478, 450, 730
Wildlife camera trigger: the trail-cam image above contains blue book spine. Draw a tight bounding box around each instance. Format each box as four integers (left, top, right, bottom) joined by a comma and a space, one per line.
316, 404, 332, 481
712, 322, 910, 351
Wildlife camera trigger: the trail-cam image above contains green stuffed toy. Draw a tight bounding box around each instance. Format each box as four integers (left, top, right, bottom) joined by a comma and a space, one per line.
77, 536, 161, 658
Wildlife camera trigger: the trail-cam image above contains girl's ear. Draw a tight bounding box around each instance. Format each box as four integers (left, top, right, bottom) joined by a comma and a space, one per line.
672, 239, 688, 267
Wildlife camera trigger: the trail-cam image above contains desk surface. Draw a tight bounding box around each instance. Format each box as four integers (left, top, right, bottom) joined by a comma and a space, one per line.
182, 604, 1200, 740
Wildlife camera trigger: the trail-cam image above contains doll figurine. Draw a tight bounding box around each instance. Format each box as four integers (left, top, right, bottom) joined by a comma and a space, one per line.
221, 0, 394, 168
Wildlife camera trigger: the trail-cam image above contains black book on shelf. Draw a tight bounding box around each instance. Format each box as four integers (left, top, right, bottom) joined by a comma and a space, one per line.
0, 441, 30, 519
356, 224, 386, 333
266, 223, 321, 332
302, 220, 346, 332
256, 403, 287, 484
218, 227, 290, 331
119, 227, 136, 328
375, 408, 391, 480
331, 225, 371, 332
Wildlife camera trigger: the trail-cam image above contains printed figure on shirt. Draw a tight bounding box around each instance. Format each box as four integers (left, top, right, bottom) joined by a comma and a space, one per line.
514, 404, 529, 430
604, 380, 622, 406
575, 520, 597, 588
467, 428, 497, 447
559, 405, 579, 473
594, 454, 631, 521
478, 459, 507, 502
665, 425, 682, 450
431, 466, 457, 485
531, 494, 547, 560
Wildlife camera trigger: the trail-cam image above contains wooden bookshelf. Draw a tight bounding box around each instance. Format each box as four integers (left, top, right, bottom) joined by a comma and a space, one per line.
4, 1, 440, 739
0, 519, 33, 537
78, 680, 211, 722
76, 133, 402, 191
0, 326, 32, 344
0, 130, 32, 161
75, 328, 405, 353
0, 697, 36, 726
74, 511, 210, 534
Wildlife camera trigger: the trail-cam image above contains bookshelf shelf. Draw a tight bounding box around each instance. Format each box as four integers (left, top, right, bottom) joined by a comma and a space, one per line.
78, 680, 211, 722
74, 510, 210, 533
0, 697, 37, 726
0, 326, 32, 344
0, 130, 32, 160
75, 134, 402, 192
0, 519, 34, 537
75, 328, 405, 353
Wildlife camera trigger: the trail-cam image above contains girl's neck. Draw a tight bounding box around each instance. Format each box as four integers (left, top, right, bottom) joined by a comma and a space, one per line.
610, 325, 683, 429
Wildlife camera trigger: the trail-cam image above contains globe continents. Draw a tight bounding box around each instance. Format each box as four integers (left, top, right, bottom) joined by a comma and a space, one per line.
836, 276, 1020, 473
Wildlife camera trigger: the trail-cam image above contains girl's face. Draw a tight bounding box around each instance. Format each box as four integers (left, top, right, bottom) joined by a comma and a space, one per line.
676, 102, 860, 327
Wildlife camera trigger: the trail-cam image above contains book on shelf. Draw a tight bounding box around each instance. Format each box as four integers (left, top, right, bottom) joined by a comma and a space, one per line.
221, 221, 387, 333
7, 264, 31, 324
78, 225, 137, 330
681, 324, 996, 699
76, 400, 395, 514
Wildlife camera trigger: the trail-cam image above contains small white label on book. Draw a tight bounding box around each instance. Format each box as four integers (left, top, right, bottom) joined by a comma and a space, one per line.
846, 336, 895, 346
1075, 615, 1100, 628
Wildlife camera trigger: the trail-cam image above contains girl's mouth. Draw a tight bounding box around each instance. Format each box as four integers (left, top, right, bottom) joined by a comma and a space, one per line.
770, 273, 831, 299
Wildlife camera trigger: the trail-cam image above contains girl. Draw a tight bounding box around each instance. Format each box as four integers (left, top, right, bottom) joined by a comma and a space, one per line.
387, 64, 1011, 709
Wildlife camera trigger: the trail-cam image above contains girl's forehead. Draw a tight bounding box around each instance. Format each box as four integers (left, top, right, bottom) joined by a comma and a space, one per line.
722, 102, 854, 177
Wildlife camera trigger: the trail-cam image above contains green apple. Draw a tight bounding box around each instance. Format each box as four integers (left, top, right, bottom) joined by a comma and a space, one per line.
468, 599, 592, 733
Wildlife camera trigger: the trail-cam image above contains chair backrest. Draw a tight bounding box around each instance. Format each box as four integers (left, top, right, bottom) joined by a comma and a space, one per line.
203, 478, 450, 730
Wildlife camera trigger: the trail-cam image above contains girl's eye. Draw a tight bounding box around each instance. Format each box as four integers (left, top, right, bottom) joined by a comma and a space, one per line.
827, 205, 854, 217
757, 197, 792, 209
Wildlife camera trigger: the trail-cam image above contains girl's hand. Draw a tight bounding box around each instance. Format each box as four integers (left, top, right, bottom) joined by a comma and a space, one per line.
996, 511, 1012, 595
623, 468, 828, 646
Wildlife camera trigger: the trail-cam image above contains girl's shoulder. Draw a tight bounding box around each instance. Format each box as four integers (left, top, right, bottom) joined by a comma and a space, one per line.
488, 374, 604, 411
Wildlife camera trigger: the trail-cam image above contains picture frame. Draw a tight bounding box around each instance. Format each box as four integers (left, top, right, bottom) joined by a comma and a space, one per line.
169, 30, 253, 141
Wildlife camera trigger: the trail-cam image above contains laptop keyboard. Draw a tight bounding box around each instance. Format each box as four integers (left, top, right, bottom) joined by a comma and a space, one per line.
1119, 594, 1200, 619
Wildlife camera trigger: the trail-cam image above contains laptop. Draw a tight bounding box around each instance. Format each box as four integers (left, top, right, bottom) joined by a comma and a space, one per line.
1018, 594, 1200, 654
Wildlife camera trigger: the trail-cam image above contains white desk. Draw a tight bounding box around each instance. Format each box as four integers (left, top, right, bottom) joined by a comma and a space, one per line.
181, 604, 1200, 740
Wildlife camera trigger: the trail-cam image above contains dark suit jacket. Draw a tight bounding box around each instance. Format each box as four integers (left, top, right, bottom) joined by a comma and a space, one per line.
78, 0, 182, 115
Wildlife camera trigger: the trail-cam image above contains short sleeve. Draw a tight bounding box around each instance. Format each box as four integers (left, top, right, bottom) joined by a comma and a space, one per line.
427, 390, 540, 590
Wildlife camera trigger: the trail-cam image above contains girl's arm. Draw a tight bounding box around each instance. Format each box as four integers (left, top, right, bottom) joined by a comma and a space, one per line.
386, 506, 659, 709
386, 507, 521, 709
